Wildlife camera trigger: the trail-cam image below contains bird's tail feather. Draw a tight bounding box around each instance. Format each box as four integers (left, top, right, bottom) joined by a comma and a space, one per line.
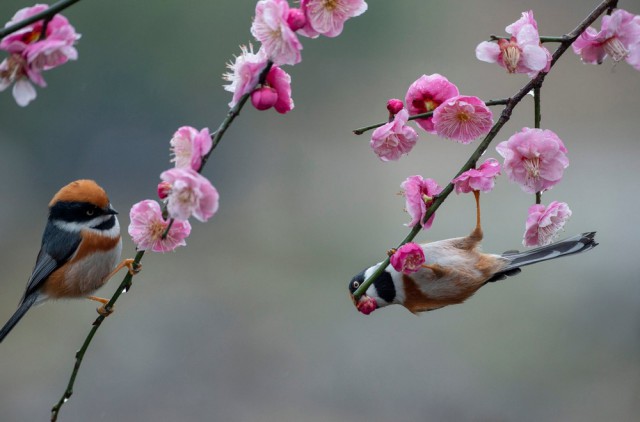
486, 232, 598, 283
0, 294, 37, 343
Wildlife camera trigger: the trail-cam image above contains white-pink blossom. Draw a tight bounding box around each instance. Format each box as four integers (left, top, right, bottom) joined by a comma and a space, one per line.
523, 201, 572, 247
223, 44, 269, 108
369, 108, 418, 161
170, 126, 212, 171
251, 0, 303, 66
128, 200, 191, 253
476, 10, 551, 77
496, 128, 569, 194
299, 0, 368, 38
452, 158, 501, 194
572, 9, 640, 70
160, 168, 219, 222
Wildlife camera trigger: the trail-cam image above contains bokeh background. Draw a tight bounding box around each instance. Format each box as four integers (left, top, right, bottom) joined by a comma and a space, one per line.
1, 1, 639, 421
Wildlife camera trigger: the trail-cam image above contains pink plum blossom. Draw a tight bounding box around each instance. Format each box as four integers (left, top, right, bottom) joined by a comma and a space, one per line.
356, 295, 377, 315
370, 108, 418, 161
496, 128, 569, 194
128, 200, 191, 253
170, 126, 212, 171
405, 74, 459, 133
0, 4, 80, 106
452, 158, 501, 194
251, 0, 303, 66
572, 9, 640, 70
390, 243, 426, 274
476, 10, 551, 77
223, 44, 269, 108
1, 4, 80, 68
401, 175, 443, 230
265, 65, 294, 113
298, 0, 368, 38
432, 95, 494, 143
523, 201, 572, 247
160, 168, 220, 222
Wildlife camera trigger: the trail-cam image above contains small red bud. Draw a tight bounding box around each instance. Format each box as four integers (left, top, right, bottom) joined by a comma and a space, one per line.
386, 98, 404, 116
287, 8, 306, 32
251, 87, 278, 111
157, 181, 172, 200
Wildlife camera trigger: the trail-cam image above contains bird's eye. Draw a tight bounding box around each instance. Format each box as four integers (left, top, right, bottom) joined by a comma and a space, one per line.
352, 281, 360, 289
86, 209, 94, 216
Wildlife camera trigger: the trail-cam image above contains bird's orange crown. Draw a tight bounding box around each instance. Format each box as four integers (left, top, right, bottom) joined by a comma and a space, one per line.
49, 179, 110, 208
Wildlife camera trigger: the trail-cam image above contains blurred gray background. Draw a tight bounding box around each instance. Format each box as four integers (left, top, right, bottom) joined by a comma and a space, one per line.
1, 1, 639, 421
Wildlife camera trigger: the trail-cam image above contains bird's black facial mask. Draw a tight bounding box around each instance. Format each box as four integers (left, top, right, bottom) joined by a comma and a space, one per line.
373, 271, 396, 304
348, 270, 366, 294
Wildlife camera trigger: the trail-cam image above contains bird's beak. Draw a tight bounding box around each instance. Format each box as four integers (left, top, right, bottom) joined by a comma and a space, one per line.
105, 204, 118, 215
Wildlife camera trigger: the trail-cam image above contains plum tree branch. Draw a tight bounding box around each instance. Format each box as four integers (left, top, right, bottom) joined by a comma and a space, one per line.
351, 0, 618, 300
0, 0, 84, 39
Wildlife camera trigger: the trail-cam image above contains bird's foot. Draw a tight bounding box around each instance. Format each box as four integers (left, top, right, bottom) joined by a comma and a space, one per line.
87, 295, 114, 317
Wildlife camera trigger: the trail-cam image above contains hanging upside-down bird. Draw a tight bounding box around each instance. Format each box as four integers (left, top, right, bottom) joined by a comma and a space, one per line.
349, 192, 598, 315
0, 180, 139, 343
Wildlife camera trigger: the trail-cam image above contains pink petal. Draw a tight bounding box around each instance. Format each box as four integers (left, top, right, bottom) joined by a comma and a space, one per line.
13, 79, 36, 107
475, 41, 501, 63
521, 44, 549, 71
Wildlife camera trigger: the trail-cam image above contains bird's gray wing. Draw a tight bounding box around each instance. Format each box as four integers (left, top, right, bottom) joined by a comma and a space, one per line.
22, 221, 81, 301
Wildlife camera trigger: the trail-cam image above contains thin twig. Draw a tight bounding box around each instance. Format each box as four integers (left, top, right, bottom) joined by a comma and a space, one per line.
534, 86, 542, 204
490, 35, 569, 43
352, 99, 510, 135
352, 0, 618, 300
49, 57, 273, 422
0, 0, 84, 39
50, 250, 144, 421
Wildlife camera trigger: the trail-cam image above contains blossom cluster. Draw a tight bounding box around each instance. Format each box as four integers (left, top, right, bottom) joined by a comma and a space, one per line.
223, 0, 367, 113
369, 74, 494, 162
127, 0, 369, 252
497, 127, 571, 246
0, 4, 80, 106
381, 7, 619, 264
128, 127, 219, 252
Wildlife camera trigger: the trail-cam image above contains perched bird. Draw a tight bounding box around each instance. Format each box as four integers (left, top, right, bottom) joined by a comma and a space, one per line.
0, 180, 137, 343
349, 192, 598, 315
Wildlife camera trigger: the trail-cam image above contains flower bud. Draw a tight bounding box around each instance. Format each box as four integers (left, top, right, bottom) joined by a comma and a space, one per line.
386, 98, 404, 116
251, 87, 278, 111
157, 181, 172, 200
287, 8, 307, 32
